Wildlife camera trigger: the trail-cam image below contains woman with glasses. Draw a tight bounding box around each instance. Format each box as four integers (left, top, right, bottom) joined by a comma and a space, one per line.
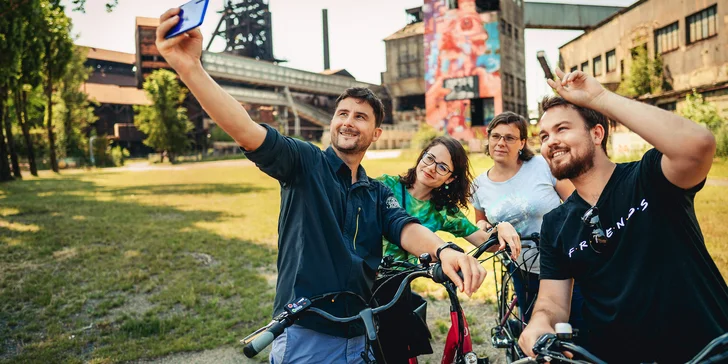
471, 112, 582, 326
377, 135, 521, 265
373, 136, 520, 363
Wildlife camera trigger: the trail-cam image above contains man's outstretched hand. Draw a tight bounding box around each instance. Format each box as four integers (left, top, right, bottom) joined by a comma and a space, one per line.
156, 8, 204, 74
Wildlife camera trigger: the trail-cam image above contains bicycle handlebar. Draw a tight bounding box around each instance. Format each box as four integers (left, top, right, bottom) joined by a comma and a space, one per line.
242, 320, 287, 358
510, 332, 606, 364
473, 233, 540, 259
242, 263, 453, 358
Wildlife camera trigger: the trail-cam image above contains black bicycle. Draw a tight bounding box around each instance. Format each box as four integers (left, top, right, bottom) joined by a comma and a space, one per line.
487, 233, 541, 363
240, 253, 459, 363
511, 323, 728, 364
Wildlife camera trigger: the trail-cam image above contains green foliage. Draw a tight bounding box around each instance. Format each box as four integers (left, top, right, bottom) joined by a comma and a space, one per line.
412, 122, 443, 150
681, 90, 725, 131
54, 46, 98, 159
208, 125, 234, 142
91, 134, 114, 167
134, 70, 194, 163
111, 145, 130, 167
617, 46, 664, 97
70, 0, 118, 13
680, 90, 728, 156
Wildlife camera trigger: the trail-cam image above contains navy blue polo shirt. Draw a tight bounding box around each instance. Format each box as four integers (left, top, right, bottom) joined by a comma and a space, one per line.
244, 125, 419, 337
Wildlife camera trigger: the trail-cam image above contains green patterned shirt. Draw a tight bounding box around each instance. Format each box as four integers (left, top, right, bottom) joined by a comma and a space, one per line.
377, 174, 479, 264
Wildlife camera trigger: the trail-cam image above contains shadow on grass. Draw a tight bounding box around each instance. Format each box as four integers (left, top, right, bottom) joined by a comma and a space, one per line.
104, 183, 267, 197
0, 177, 277, 363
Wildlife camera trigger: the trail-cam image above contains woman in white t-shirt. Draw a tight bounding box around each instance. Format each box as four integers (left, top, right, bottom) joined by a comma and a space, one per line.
471, 111, 582, 327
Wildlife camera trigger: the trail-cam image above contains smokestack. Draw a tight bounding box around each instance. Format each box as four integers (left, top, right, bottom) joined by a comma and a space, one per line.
323, 9, 330, 70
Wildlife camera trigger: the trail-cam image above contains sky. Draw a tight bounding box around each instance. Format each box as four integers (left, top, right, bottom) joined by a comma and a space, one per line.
62, 0, 636, 112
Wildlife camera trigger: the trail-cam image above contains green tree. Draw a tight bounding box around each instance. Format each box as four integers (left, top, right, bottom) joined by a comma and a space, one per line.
54, 46, 97, 160
0, 0, 34, 180
70, 0, 118, 12
12, 0, 45, 176
617, 46, 664, 98
41, 1, 74, 172
680, 90, 728, 156
134, 69, 193, 163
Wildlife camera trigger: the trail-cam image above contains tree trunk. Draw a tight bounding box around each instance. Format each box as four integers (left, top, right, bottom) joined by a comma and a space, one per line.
0, 90, 12, 182
16, 90, 38, 176
46, 52, 59, 173
4, 91, 21, 179
64, 94, 73, 157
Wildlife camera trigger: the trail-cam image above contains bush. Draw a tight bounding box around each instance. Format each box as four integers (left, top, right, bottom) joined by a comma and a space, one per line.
715, 126, 728, 158
412, 123, 443, 150
111, 146, 130, 167
90, 136, 113, 167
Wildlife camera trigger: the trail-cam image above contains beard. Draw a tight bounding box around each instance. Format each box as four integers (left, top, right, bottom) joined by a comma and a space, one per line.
331, 127, 372, 155
547, 142, 596, 180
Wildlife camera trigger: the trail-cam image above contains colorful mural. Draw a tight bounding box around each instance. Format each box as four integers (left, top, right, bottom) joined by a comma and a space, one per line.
424, 0, 502, 140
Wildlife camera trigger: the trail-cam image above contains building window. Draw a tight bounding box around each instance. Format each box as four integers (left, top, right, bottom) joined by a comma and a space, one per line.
570, 66, 578, 72
514, 28, 519, 40
475, 0, 500, 12
655, 22, 679, 53
620, 59, 624, 75
506, 23, 512, 37
581, 61, 589, 74
687, 4, 717, 44
606, 49, 616, 72
658, 102, 677, 112
593, 55, 603, 76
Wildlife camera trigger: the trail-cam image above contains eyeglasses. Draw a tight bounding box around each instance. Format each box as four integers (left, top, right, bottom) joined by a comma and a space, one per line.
422, 152, 453, 176
489, 133, 520, 145
581, 206, 608, 254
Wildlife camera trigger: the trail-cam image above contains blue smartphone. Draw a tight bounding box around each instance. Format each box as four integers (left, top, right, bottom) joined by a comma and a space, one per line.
164, 0, 210, 39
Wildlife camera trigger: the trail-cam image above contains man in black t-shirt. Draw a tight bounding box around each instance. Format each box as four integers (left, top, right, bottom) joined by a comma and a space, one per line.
519, 68, 728, 363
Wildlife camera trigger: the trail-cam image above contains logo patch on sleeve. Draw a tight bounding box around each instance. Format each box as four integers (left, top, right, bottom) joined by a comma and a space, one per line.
386, 196, 401, 209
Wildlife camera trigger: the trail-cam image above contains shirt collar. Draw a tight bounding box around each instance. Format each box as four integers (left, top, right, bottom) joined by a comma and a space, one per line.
325, 146, 369, 187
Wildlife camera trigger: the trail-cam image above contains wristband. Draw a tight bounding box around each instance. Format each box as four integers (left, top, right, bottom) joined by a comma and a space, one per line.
436, 242, 465, 261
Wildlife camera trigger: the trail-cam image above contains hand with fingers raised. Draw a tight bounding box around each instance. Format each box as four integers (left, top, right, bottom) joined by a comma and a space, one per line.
546, 68, 608, 110
156, 8, 204, 75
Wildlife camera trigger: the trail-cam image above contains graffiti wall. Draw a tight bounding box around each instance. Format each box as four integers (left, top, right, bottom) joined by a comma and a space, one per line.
424, 0, 501, 140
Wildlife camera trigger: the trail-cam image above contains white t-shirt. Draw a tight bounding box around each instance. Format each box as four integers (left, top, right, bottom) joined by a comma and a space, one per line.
471, 156, 561, 274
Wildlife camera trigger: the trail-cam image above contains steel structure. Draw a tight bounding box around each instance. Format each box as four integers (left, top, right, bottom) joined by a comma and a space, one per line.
206, 0, 281, 62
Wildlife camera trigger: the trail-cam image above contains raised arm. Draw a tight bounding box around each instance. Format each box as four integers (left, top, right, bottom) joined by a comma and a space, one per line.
547, 68, 715, 189
156, 8, 266, 151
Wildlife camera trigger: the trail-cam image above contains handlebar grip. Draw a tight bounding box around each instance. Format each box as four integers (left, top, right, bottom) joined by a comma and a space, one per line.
431, 264, 464, 284
243, 320, 286, 358
473, 236, 500, 258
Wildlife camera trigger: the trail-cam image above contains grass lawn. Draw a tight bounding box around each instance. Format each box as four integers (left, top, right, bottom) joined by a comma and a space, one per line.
1, 152, 727, 363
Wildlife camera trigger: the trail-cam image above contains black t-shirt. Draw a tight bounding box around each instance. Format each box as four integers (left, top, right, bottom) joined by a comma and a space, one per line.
540, 149, 728, 363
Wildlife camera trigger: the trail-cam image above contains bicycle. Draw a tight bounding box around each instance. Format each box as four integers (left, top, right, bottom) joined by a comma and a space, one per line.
512, 323, 728, 364
240, 253, 462, 363
488, 233, 541, 363
376, 235, 533, 364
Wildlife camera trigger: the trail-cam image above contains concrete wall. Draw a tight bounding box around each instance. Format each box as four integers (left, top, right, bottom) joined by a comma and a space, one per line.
559, 0, 727, 94
500, 0, 528, 116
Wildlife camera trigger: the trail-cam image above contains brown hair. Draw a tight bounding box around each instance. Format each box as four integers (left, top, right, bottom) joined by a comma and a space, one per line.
486, 111, 534, 161
400, 136, 473, 212
335, 87, 385, 127
540, 96, 613, 156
